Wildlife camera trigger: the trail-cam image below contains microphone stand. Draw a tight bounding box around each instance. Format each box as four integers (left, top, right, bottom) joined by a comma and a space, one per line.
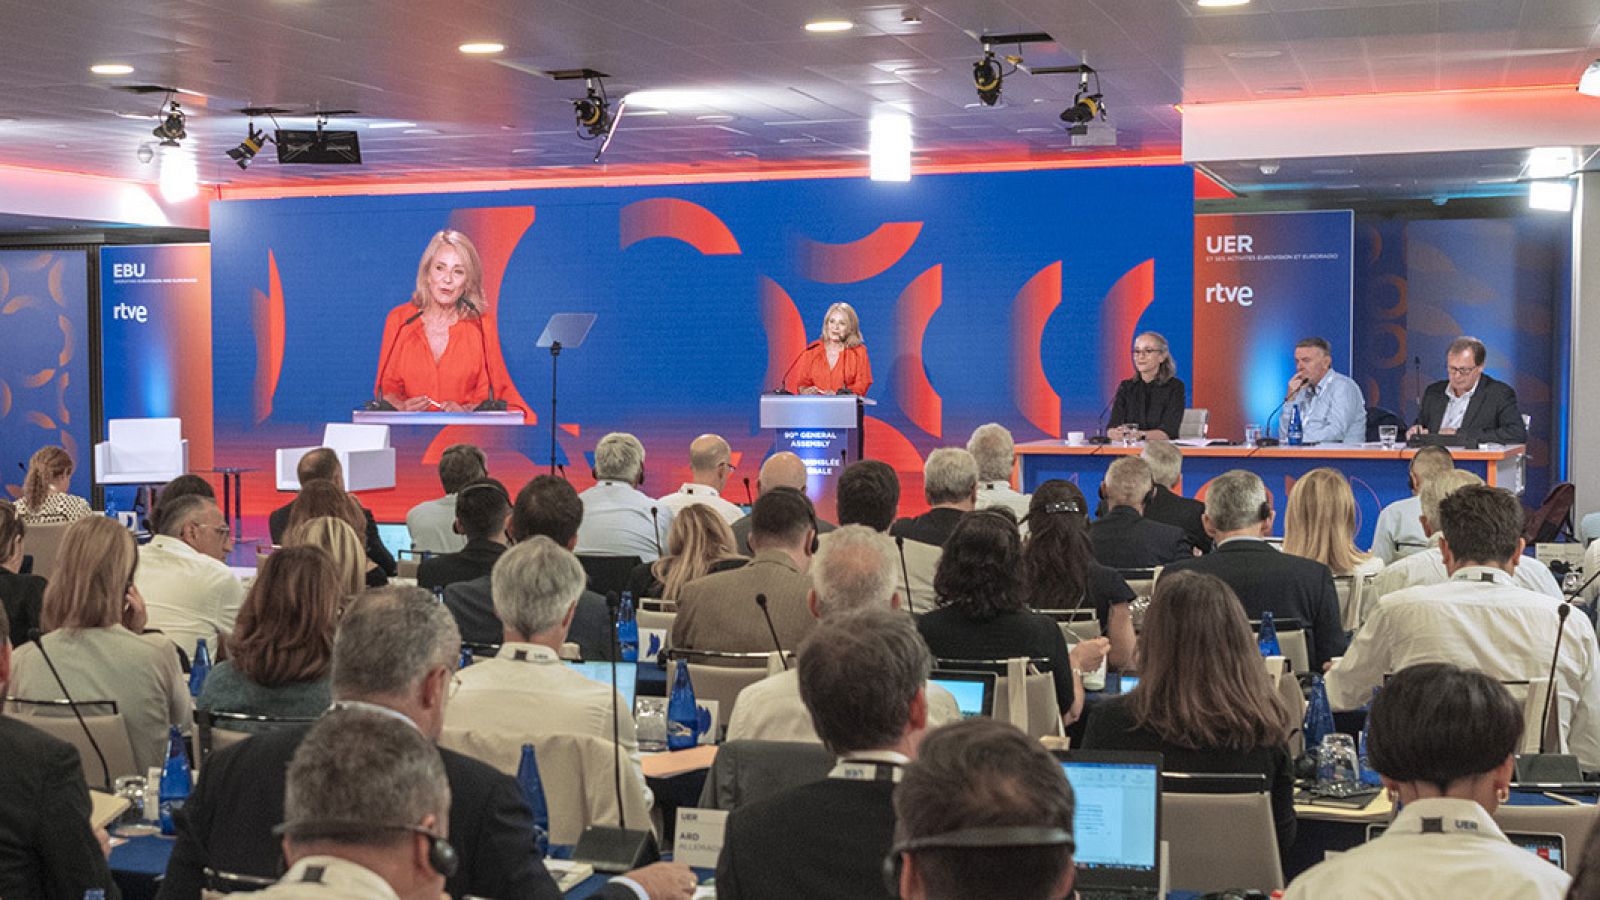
773, 341, 820, 394
364, 309, 424, 411
547, 340, 562, 475
28, 629, 112, 791
896, 535, 914, 614
755, 593, 789, 669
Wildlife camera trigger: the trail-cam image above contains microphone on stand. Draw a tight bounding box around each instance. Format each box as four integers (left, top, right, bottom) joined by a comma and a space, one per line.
1256, 393, 1297, 448
649, 507, 662, 558
364, 309, 425, 411
27, 629, 112, 792
742, 477, 755, 507
556, 464, 568, 483
1515, 602, 1583, 784
1088, 400, 1115, 445
755, 593, 789, 670
773, 341, 821, 394
896, 535, 914, 614
1411, 355, 1425, 433
466, 309, 508, 412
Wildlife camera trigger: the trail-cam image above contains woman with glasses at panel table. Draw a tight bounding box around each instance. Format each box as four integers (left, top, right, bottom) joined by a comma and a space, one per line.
1107, 331, 1186, 443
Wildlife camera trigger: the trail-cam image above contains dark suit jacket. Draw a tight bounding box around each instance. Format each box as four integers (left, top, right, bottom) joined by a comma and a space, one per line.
1, 567, 46, 646
419, 538, 506, 592
716, 777, 897, 900
1162, 539, 1347, 669
889, 507, 966, 548
268, 502, 397, 577
1088, 506, 1192, 568
1144, 485, 1212, 554
0, 717, 117, 900
1414, 374, 1526, 444
444, 574, 615, 661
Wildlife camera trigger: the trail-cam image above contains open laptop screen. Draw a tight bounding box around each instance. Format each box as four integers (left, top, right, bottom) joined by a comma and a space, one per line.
1058, 753, 1161, 877
566, 661, 639, 712
374, 523, 412, 561
928, 670, 996, 719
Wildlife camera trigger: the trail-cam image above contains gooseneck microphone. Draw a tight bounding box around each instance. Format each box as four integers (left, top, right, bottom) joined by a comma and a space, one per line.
774, 340, 822, 394
1088, 400, 1115, 445
27, 628, 112, 792
1257, 394, 1295, 447
1538, 603, 1573, 756
603, 592, 628, 830
755, 593, 789, 670
896, 535, 914, 614
649, 507, 662, 557
365, 309, 425, 411
742, 477, 755, 507
1412, 355, 1424, 426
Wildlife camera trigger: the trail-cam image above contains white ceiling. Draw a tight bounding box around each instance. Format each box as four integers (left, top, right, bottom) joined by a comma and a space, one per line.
0, 0, 1596, 192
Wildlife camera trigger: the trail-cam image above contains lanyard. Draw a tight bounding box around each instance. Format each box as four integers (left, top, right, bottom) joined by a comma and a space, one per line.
829, 760, 904, 783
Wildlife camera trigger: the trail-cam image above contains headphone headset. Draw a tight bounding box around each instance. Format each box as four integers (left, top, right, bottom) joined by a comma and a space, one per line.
880, 826, 1075, 895
457, 480, 511, 505
273, 821, 459, 878
1097, 480, 1157, 508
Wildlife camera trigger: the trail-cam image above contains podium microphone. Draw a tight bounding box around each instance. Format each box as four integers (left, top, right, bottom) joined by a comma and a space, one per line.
774, 340, 821, 394
27, 629, 112, 792
896, 535, 914, 614
649, 507, 662, 557
1088, 400, 1114, 445
755, 593, 788, 670
742, 477, 754, 507
1256, 395, 1294, 448
1515, 602, 1583, 784
365, 309, 424, 411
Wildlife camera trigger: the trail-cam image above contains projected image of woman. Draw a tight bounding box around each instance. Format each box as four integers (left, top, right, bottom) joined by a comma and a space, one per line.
791, 301, 872, 396
374, 230, 526, 415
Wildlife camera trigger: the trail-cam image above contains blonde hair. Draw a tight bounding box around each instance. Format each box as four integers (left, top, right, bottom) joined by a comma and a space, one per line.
285, 480, 366, 540
819, 302, 865, 348
41, 516, 137, 632
284, 516, 366, 595
229, 545, 341, 687
650, 505, 742, 603
22, 446, 74, 510
411, 229, 485, 317
1281, 468, 1370, 576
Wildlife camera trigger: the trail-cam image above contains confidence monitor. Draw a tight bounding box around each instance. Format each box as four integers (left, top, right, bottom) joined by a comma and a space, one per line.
1053, 750, 1163, 898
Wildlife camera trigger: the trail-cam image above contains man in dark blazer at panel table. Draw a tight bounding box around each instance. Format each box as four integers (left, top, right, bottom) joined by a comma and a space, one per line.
1088, 456, 1193, 569
1139, 440, 1212, 554
158, 585, 692, 900
1162, 469, 1347, 671
1408, 336, 1528, 445
716, 607, 930, 899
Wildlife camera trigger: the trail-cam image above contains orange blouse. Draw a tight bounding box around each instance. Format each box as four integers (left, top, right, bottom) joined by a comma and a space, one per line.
790, 343, 872, 396
375, 302, 530, 417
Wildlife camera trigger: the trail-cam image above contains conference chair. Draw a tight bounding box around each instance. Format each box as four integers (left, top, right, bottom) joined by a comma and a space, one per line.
1178, 408, 1210, 441
636, 607, 676, 640
18, 520, 69, 580
938, 656, 1062, 740
4, 697, 139, 784
1525, 482, 1577, 545
192, 708, 317, 769
1039, 607, 1102, 645
666, 649, 786, 733
396, 556, 422, 580
95, 417, 189, 487
1162, 772, 1284, 893
1265, 657, 1307, 758
1493, 802, 1599, 875
1506, 678, 1564, 756
578, 554, 642, 598
1249, 617, 1310, 674
1333, 572, 1372, 633
696, 739, 836, 811
275, 423, 396, 492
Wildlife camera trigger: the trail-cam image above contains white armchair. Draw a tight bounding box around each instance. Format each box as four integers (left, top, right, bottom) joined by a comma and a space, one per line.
275, 423, 396, 492
94, 418, 188, 484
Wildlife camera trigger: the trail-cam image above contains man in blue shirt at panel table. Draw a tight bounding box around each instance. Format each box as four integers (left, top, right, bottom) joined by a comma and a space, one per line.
1278, 336, 1366, 445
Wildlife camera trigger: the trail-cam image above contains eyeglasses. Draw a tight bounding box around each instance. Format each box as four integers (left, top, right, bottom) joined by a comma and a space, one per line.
1132, 347, 1163, 356
1447, 365, 1480, 376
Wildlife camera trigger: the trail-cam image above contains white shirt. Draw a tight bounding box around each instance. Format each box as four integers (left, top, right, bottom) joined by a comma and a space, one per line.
1280, 368, 1367, 444
1442, 379, 1480, 432
1368, 538, 1561, 607
1283, 797, 1570, 900
135, 535, 247, 660
406, 494, 465, 554
656, 483, 744, 526
976, 482, 1030, 521
255, 856, 402, 900
724, 668, 963, 743
1326, 567, 1600, 768
1368, 495, 1429, 565
576, 481, 673, 563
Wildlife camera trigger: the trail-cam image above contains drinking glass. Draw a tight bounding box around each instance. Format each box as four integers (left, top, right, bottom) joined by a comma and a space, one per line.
1244, 424, 1261, 448
1317, 733, 1360, 787
1379, 425, 1398, 449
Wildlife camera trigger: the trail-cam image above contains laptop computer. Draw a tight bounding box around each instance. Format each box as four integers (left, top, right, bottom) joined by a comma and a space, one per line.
566, 660, 639, 713
374, 522, 412, 562
1055, 750, 1163, 900
929, 669, 997, 719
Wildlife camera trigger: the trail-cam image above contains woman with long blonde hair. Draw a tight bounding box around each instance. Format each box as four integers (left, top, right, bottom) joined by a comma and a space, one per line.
15, 446, 92, 525
283, 481, 393, 586
627, 504, 746, 603
284, 516, 369, 595
788, 301, 872, 396
1282, 467, 1383, 578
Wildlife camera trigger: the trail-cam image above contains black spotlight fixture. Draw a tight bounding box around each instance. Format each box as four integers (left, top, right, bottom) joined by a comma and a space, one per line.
226, 123, 270, 169
574, 77, 613, 138
152, 99, 186, 147
1059, 67, 1106, 133
973, 48, 1003, 106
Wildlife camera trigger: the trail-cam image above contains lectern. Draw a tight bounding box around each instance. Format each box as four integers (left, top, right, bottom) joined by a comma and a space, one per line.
758, 394, 874, 510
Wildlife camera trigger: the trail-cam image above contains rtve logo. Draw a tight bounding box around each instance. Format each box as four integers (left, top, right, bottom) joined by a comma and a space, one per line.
111, 302, 149, 323
1203, 233, 1255, 307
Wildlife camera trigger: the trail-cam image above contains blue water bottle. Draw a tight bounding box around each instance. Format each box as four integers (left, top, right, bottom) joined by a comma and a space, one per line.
1304, 675, 1336, 755
105, 495, 119, 522
158, 725, 192, 836
1257, 611, 1281, 657
516, 743, 551, 856
617, 592, 639, 662
1358, 687, 1383, 786
667, 662, 699, 750
188, 638, 211, 698
1287, 405, 1304, 446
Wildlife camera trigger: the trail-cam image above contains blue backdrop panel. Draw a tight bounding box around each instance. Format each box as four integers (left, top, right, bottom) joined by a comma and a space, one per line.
0, 249, 91, 499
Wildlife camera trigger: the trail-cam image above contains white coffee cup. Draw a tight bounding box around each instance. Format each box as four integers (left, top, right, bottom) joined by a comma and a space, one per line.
1066, 431, 1086, 445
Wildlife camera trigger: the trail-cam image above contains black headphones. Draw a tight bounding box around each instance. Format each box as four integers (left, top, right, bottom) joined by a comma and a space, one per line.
880, 826, 1076, 895
274, 821, 459, 878
457, 480, 510, 505
1098, 481, 1157, 508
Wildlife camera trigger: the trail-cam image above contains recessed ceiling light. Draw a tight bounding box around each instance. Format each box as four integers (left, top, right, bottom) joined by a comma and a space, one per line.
626, 90, 715, 109
366, 120, 418, 129
90, 63, 134, 76
894, 66, 942, 77
1016, 127, 1054, 134
1257, 85, 1305, 94
1226, 49, 1282, 60
805, 19, 854, 32
458, 41, 505, 55
696, 114, 735, 122
1197, 0, 1251, 7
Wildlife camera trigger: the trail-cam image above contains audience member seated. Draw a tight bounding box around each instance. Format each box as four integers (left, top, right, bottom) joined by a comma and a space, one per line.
444, 476, 612, 661
656, 433, 744, 525
1370, 470, 1561, 603
916, 510, 1107, 726
1163, 469, 1346, 670
1087, 456, 1191, 568
1281, 467, 1385, 580
1082, 570, 1296, 854
1368, 445, 1453, 564
1326, 485, 1600, 767
9, 516, 189, 773
890, 718, 1078, 900
13, 445, 92, 525
1021, 480, 1137, 670
418, 479, 511, 592
135, 495, 245, 660
283, 516, 370, 597
625, 504, 746, 603
1140, 440, 1212, 553
831, 460, 939, 612
671, 487, 819, 654
163, 584, 692, 900
717, 608, 931, 899
445, 536, 649, 809
968, 423, 1030, 520
406, 443, 487, 555
149, 473, 217, 534
0, 603, 117, 897
197, 545, 340, 728
730, 452, 835, 554
0, 501, 45, 646
725, 526, 959, 742
576, 432, 673, 562
1285, 664, 1571, 899
891, 448, 979, 548
281, 477, 395, 586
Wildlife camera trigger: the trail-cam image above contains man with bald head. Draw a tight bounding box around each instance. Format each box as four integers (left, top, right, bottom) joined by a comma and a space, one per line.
657, 434, 743, 525
730, 452, 835, 555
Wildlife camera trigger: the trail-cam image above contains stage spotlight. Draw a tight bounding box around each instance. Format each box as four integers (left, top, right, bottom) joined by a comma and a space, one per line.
973, 49, 1003, 106
1059, 67, 1106, 133
226, 123, 270, 169
152, 100, 186, 147
574, 78, 613, 138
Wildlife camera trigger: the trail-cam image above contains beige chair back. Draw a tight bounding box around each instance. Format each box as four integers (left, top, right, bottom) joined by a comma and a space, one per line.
1512, 678, 1563, 755
1265, 658, 1306, 758
19, 521, 70, 581
665, 654, 781, 729
1178, 408, 1210, 440
5, 698, 140, 785
438, 727, 652, 846
1268, 626, 1310, 674
1041, 609, 1102, 645
1493, 802, 1599, 875
993, 658, 1062, 740
1162, 775, 1284, 893
396, 557, 421, 579
637, 608, 676, 636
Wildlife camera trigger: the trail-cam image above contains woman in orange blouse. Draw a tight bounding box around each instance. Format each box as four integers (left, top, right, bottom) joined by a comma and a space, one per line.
790, 301, 872, 396
374, 230, 528, 416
